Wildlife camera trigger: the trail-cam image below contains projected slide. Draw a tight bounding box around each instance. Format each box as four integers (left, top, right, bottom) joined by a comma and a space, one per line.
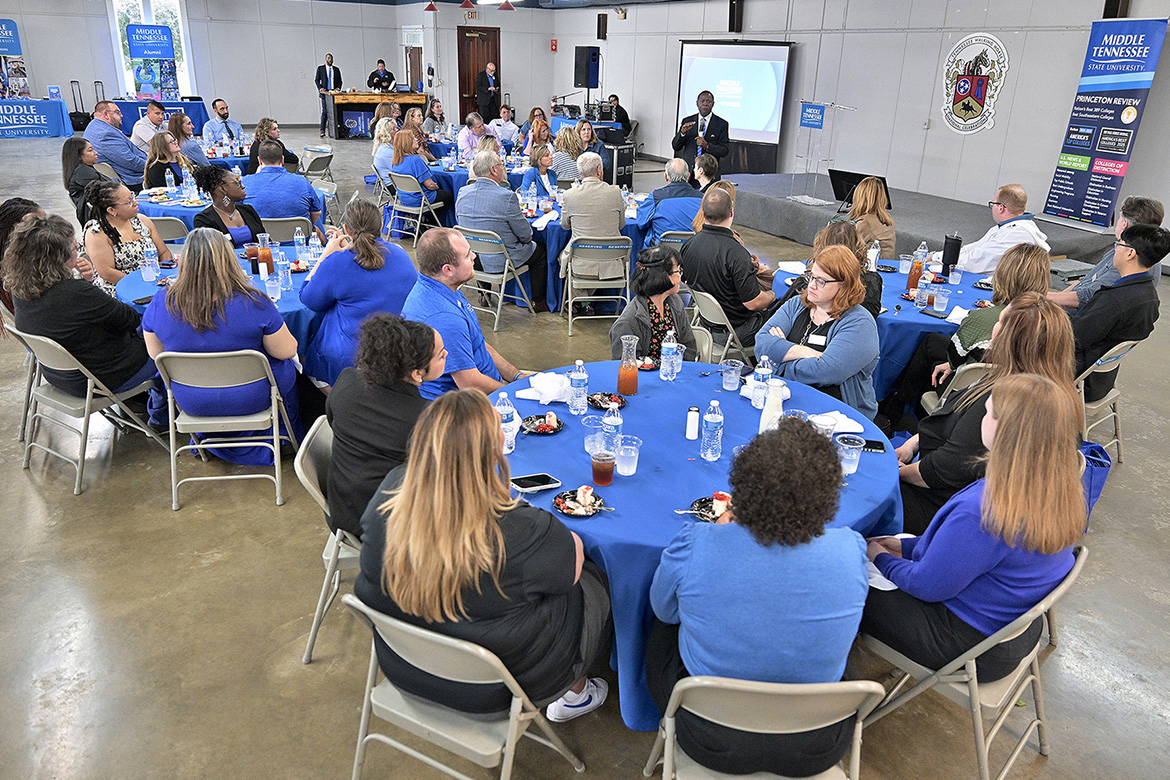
678, 42, 791, 144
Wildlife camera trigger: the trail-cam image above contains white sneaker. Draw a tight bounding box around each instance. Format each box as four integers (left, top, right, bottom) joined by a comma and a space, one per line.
545, 677, 608, 722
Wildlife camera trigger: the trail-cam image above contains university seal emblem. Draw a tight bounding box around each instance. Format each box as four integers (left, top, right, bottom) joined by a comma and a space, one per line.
941, 33, 1009, 134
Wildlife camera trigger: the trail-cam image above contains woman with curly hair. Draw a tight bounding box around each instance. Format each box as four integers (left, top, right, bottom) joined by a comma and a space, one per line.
324, 314, 445, 539
82, 179, 173, 295
247, 117, 298, 175
647, 417, 868, 777
191, 165, 266, 248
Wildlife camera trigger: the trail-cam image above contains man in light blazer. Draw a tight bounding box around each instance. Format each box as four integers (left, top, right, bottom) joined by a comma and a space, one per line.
315, 53, 343, 138
671, 90, 729, 186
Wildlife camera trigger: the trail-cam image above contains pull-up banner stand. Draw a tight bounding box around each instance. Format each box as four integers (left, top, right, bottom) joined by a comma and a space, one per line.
127, 23, 178, 100
1042, 17, 1168, 229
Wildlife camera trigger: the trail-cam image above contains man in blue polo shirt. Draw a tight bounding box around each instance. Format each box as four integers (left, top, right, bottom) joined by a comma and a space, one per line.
241, 141, 325, 241
402, 227, 529, 399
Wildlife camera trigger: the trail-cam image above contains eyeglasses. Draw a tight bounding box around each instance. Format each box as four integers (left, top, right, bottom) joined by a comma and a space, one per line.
1115, 240, 1133, 250
987, 201, 1003, 209
669, 267, 682, 277
115, 198, 136, 207
803, 271, 840, 289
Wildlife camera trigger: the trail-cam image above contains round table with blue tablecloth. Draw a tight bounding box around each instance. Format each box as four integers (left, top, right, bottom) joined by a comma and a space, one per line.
493, 361, 900, 730
428, 139, 514, 160
205, 154, 249, 171
136, 191, 326, 234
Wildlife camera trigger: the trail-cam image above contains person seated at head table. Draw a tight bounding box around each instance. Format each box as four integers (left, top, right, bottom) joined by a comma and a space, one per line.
5, 213, 156, 411
609, 245, 697, 361
865, 373, 1084, 682
143, 131, 194, 190
166, 111, 208, 167
141, 227, 303, 465
648, 417, 869, 778
191, 165, 266, 249
878, 243, 1050, 430
299, 198, 419, 386
895, 293, 1075, 535
130, 99, 167, 154
550, 126, 583, 184
693, 154, 718, 192
754, 245, 879, 418
241, 140, 326, 243
202, 98, 244, 145
389, 129, 453, 214
652, 158, 702, 203
61, 138, 112, 226
520, 144, 557, 198
401, 107, 435, 162
373, 101, 402, 135
778, 221, 883, 320
247, 117, 299, 175
522, 117, 552, 158
488, 104, 523, 146
82, 179, 173, 296
575, 118, 609, 172
83, 100, 148, 190
400, 228, 532, 399
325, 314, 445, 541
456, 112, 498, 162
847, 176, 895, 260
367, 59, 396, 91
519, 106, 548, 138
422, 99, 449, 136
354, 388, 613, 721
934, 183, 1049, 274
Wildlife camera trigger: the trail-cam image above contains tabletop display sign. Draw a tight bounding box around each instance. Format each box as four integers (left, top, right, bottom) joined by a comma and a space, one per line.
47, 85, 60, 99
799, 103, 824, 129
1043, 18, 1168, 228
126, 24, 178, 101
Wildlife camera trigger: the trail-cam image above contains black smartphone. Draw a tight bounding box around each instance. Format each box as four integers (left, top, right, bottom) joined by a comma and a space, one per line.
510, 473, 562, 493
876, 264, 896, 273
159, 259, 176, 269
863, 439, 887, 454
921, 308, 949, 319
133, 294, 154, 305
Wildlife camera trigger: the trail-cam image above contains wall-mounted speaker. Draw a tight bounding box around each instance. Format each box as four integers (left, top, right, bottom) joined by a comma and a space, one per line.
574, 46, 601, 89
729, 0, 744, 33
598, 12, 607, 41
1103, 0, 1130, 19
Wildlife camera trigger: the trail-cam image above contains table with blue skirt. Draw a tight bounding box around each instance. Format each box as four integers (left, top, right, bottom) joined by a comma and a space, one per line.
136, 191, 326, 234
772, 267, 985, 400
427, 139, 514, 159
112, 99, 210, 136
385, 165, 526, 235
0, 98, 73, 138
205, 154, 249, 171
550, 116, 621, 134
492, 361, 901, 730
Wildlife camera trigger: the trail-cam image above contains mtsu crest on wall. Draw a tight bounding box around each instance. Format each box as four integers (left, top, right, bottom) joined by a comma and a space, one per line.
941, 33, 1009, 134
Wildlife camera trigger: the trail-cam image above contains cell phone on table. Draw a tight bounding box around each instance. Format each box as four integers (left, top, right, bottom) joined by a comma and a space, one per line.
133, 294, 155, 305
159, 259, 176, 269
921, 308, 949, 319
863, 439, 887, 454
510, 473, 562, 493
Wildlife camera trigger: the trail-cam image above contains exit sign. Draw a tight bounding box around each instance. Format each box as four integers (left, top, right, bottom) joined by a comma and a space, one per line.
465, 10, 478, 21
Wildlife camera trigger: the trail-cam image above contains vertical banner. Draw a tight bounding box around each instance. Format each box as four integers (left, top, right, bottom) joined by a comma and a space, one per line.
126, 24, 176, 100
1043, 18, 1168, 227
0, 18, 29, 98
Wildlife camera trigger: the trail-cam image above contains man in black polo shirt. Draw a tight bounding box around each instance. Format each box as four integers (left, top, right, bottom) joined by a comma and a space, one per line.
679, 188, 776, 347
1071, 222, 1170, 401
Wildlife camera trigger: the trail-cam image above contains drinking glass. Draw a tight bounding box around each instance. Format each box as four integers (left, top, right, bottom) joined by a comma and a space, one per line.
615, 436, 642, 476
591, 450, 616, 486
933, 288, 951, 312
898, 254, 913, 274
835, 434, 864, 475
949, 267, 963, 285
582, 416, 605, 454
140, 257, 159, 282
264, 274, 282, 302
720, 359, 744, 392
809, 413, 836, 437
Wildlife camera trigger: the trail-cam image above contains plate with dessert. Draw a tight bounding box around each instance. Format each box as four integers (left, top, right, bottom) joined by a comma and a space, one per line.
521, 411, 564, 434
688, 491, 731, 523
587, 392, 626, 410
553, 485, 611, 517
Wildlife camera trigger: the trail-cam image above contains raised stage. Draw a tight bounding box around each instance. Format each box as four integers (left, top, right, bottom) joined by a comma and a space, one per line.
725, 173, 1115, 263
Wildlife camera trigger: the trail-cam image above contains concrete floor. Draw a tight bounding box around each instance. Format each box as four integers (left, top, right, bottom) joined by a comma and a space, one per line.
1, 127, 1166, 780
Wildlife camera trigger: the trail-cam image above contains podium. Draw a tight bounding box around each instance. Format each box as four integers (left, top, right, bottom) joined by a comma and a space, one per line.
789, 100, 855, 205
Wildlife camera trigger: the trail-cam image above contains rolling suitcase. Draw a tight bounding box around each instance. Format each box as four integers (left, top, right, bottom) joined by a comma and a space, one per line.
69, 80, 90, 132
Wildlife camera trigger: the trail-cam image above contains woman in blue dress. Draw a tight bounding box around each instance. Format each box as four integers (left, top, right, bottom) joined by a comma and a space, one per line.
388, 129, 453, 214
298, 198, 418, 386
142, 227, 302, 465
519, 143, 557, 198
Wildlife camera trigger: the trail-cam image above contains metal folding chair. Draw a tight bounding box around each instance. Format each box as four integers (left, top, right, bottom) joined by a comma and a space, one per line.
920, 362, 991, 415
388, 172, 444, 246
688, 289, 752, 363
1074, 340, 1139, 463
261, 217, 314, 244
456, 226, 536, 332
93, 162, 122, 183
561, 235, 633, 336
312, 181, 342, 227
301, 148, 334, 181
658, 230, 695, 251
150, 216, 189, 243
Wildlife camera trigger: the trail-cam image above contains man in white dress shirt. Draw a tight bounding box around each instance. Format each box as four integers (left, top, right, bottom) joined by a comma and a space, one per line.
130, 100, 167, 153
938, 183, 1049, 274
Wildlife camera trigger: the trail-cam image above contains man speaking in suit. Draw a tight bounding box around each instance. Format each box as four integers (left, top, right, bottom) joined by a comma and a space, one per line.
671, 90, 729, 186
476, 62, 500, 121
315, 53, 343, 138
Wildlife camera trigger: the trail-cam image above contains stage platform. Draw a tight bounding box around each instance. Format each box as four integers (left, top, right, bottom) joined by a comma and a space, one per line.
725, 173, 1114, 263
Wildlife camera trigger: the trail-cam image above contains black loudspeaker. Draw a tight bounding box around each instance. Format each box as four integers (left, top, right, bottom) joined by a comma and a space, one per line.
597, 13, 607, 41
1103, 0, 1130, 18
574, 46, 600, 89
729, 0, 744, 33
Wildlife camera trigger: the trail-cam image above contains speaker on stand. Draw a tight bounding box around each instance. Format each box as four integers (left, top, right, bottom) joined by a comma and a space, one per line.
729, 0, 744, 33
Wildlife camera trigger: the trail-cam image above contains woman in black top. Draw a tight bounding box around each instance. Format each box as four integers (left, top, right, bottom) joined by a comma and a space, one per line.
325, 315, 447, 540
1, 198, 46, 315
247, 117, 299, 175
610, 245, 697, 361
191, 165, 266, 248
61, 137, 110, 225
143, 132, 194, 190
354, 389, 612, 720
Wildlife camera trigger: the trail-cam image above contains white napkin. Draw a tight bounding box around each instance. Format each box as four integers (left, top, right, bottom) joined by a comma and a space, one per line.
808, 411, 865, 434
513, 371, 571, 404
510, 165, 530, 174
866, 562, 898, 591
946, 306, 970, 324
775, 261, 809, 275
531, 210, 559, 230
633, 192, 650, 202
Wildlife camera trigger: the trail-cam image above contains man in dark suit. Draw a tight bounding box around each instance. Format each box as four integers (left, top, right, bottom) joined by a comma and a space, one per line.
476, 62, 500, 121
671, 90, 729, 186
315, 53, 343, 138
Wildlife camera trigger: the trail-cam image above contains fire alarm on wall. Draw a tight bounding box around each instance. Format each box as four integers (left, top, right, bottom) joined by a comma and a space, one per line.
551, 38, 558, 52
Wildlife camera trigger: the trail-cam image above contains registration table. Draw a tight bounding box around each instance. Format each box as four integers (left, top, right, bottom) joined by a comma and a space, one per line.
0, 98, 73, 138
494, 361, 901, 730
772, 267, 986, 400
112, 99, 209, 136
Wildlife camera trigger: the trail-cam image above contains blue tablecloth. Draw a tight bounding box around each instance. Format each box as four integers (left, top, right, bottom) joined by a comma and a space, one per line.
494, 361, 901, 731
205, 154, 249, 171
551, 116, 620, 134
428, 139, 514, 159
113, 99, 210, 136
0, 98, 72, 138
772, 268, 985, 400
137, 191, 326, 233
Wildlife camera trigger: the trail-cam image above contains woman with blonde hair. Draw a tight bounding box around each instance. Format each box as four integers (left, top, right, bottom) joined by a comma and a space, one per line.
549, 126, 583, 182
895, 292, 1074, 533
865, 372, 1083, 681
371, 116, 397, 157
143, 132, 194, 190
755, 244, 881, 419
402, 106, 435, 162
373, 101, 403, 135
354, 389, 613, 720
166, 111, 208, 166
519, 143, 557, 197
141, 227, 302, 464
246, 117, 298, 174
847, 176, 895, 259
387, 129, 452, 213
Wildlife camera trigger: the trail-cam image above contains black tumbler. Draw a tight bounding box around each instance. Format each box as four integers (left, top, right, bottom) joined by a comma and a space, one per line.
941, 233, 962, 278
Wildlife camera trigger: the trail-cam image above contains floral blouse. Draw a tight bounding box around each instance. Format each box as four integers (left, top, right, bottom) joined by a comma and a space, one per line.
647, 298, 677, 359
85, 216, 151, 297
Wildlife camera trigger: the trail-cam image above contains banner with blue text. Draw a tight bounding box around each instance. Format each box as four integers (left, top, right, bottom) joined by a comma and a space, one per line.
126, 24, 177, 100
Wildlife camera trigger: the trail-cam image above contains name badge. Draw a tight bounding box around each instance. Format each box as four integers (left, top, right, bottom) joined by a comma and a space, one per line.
807, 334, 828, 347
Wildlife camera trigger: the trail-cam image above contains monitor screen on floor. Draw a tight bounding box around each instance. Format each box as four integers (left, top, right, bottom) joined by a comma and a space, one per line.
677, 41, 792, 145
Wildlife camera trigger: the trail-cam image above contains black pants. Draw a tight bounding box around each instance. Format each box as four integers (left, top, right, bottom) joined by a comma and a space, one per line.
645, 620, 854, 778
882, 332, 951, 414
861, 588, 1043, 683
473, 243, 548, 311
899, 481, 953, 536
319, 94, 330, 134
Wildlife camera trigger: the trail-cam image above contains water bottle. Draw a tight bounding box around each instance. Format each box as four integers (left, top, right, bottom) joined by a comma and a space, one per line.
141, 242, 159, 282
752, 356, 773, 409
527, 183, 538, 214
568, 360, 589, 415
163, 168, 175, 191
276, 251, 293, 291
867, 240, 881, 269
621, 184, 630, 205
659, 330, 679, 382
231, 164, 242, 178
495, 392, 519, 455
700, 400, 723, 462
293, 227, 307, 262
308, 234, 323, 268
914, 240, 929, 267
602, 402, 623, 453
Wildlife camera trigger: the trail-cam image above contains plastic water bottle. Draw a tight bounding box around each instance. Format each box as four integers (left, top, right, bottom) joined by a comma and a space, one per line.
602, 402, 623, 453
308, 234, 323, 268
659, 330, 679, 381
867, 240, 881, 269
276, 251, 293, 291
141, 242, 159, 282
621, 184, 630, 205
231, 164, 242, 178
496, 392, 519, 455
163, 168, 175, 191
752, 356, 773, 409
914, 240, 929, 267
568, 360, 589, 415
700, 400, 723, 462
293, 227, 307, 263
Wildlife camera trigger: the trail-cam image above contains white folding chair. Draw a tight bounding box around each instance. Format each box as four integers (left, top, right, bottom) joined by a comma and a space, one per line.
861, 546, 1088, 780
301, 148, 334, 181
388, 171, 444, 246
920, 362, 991, 416
688, 289, 752, 363
5, 323, 167, 494
691, 326, 714, 364
1074, 340, 1138, 463
371, 164, 393, 207
643, 676, 886, 780
262, 216, 314, 244
456, 226, 536, 332
342, 594, 586, 780
93, 162, 122, 183
294, 416, 362, 664
562, 235, 633, 336
312, 180, 341, 227
658, 230, 694, 251
154, 350, 299, 510
150, 216, 189, 243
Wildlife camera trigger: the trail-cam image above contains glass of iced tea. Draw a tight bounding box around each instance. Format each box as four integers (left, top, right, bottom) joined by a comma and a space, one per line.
591, 450, 616, 486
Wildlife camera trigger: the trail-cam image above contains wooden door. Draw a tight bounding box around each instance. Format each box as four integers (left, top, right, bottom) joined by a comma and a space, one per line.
405, 46, 423, 92
457, 26, 500, 121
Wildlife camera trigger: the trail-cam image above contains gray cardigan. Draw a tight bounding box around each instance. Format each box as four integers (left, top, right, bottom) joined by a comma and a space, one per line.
609, 294, 697, 361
